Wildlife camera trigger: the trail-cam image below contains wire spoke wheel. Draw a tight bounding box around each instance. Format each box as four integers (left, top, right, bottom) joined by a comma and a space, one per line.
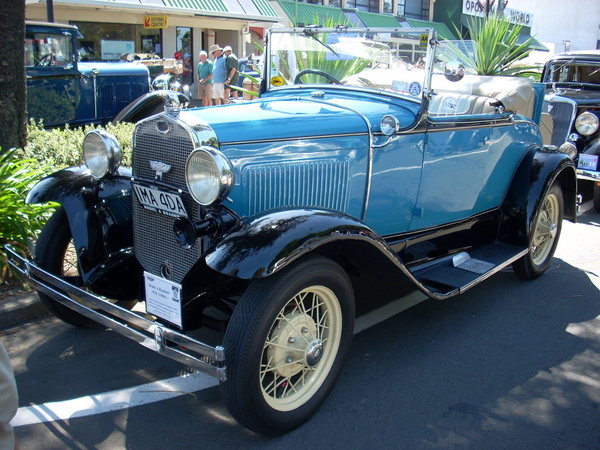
260, 285, 342, 411
513, 183, 563, 280
530, 192, 559, 266
221, 256, 354, 435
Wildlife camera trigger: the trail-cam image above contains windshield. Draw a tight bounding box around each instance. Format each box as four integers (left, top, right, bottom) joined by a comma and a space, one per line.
25, 31, 73, 67
265, 27, 434, 99
543, 60, 600, 85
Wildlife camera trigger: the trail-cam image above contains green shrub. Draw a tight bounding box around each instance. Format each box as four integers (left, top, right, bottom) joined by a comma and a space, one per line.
0, 148, 56, 284
17, 119, 135, 168
3, 120, 134, 284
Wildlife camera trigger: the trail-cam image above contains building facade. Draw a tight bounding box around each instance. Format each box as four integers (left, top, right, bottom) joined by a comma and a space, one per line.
25, 0, 281, 85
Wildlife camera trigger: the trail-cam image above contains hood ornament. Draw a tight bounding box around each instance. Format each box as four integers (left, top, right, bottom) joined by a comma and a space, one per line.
150, 160, 172, 181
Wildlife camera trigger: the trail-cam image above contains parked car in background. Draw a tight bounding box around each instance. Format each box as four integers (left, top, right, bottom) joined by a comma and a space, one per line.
540, 50, 600, 211
8, 27, 576, 435
25, 21, 183, 127
234, 55, 261, 99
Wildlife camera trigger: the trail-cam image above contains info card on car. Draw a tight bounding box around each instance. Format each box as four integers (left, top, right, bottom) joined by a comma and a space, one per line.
144, 271, 183, 327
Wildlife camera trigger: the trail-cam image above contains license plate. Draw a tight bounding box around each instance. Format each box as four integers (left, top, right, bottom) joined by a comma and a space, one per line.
578, 154, 599, 171
132, 183, 187, 218
144, 272, 182, 327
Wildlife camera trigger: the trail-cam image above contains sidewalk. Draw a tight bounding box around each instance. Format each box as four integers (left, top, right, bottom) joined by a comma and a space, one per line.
0, 284, 49, 330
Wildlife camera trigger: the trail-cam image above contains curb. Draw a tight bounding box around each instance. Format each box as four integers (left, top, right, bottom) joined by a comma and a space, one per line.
0, 291, 49, 329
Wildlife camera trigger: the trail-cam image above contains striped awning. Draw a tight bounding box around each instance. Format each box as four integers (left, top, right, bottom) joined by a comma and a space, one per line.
276, 0, 350, 27
405, 18, 457, 40
354, 11, 401, 28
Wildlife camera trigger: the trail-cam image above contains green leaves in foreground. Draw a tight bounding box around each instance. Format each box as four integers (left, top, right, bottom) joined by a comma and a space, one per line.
0, 148, 55, 284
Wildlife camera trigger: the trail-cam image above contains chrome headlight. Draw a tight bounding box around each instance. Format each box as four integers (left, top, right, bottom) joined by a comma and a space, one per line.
83, 130, 122, 179
558, 141, 578, 159
152, 78, 168, 90
185, 147, 234, 206
575, 112, 599, 136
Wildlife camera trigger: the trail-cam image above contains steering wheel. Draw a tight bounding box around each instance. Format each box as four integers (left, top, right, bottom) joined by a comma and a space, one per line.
37, 54, 54, 67
294, 69, 341, 85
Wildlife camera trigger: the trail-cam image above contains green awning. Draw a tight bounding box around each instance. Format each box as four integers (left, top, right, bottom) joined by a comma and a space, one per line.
163, 0, 228, 13
276, 0, 350, 26
405, 18, 457, 40
353, 11, 401, 28
252, 0, 278, 17
162, 0, 278, 17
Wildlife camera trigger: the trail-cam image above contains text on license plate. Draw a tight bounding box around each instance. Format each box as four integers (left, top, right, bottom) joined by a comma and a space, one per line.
132, 184, 188, 218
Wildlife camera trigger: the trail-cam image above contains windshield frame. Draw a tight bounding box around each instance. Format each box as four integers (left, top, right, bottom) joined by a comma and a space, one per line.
263, 26, 437, 103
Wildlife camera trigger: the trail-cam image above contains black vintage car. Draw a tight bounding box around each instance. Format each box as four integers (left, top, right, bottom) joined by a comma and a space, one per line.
540, 50, 600, 211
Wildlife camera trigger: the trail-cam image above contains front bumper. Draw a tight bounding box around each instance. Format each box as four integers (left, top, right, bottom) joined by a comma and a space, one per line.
5, 244, 226, 381
576, 168, 600, 182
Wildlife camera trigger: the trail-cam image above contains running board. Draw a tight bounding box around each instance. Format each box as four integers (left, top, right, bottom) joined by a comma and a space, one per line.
409, 242, 528, 298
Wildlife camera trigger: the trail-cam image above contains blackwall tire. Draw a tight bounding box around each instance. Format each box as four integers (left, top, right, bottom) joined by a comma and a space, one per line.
35, 207, 137, 327
220, 256, 355, 435
513, 183, 563, 280
593, 182, 600, 213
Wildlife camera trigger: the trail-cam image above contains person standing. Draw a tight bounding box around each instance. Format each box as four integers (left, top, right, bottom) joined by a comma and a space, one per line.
197, 50, 213, 107
181, 53, 193, 87
223, 45, 239, 103
209, 44, 227, 106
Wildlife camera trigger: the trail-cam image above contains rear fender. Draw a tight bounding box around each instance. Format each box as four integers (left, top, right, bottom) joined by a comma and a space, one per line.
27, 166, 138, 286
501, 146, 576, 245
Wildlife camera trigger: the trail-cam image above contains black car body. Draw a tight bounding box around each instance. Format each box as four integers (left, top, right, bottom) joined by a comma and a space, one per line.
541, 50, 600, 210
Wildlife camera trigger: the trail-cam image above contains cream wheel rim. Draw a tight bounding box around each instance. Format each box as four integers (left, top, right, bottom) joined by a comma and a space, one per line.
260, 285, 342, 411
531, 191, 559, 266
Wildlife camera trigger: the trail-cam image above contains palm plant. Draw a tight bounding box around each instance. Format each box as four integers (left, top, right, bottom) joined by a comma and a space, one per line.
457, 15, 541, 76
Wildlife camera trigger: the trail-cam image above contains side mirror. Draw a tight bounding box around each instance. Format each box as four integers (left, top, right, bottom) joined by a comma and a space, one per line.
445, 61, 465, 82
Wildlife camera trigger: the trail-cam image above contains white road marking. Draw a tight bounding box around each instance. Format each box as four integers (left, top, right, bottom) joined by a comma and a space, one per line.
11, 372, 218, 427
11, 291, 428, 428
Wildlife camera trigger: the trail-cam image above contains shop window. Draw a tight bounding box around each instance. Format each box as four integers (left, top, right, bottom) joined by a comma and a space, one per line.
71, 21, 162, 60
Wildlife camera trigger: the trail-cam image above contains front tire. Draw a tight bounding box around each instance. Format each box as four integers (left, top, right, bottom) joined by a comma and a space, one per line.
513, 183, 563, 280
221, 256, 355, 435
36, 207, 136, 327
593, 182, 600, 213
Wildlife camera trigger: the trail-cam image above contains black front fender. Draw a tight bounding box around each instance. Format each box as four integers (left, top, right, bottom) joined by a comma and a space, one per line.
112, 90, 190, 124
27, 166, 138, 288
205, 209, 392, 279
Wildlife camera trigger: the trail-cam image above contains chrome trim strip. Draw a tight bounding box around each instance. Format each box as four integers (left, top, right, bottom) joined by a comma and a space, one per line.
223, 132, 368, 147
4, 245, 226, 381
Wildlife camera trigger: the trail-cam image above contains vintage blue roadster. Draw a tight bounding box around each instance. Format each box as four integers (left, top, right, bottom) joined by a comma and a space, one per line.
7, 27, 577, 434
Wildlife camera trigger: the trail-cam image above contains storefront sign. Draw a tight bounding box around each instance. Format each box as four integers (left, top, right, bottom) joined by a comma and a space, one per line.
144, 15, 168, 29
101, 40, 134, 60
462, 1, 533, 26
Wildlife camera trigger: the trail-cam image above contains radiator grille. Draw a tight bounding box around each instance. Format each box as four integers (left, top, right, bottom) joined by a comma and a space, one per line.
132, 117, 201, 284
544, 99, 576, 147
100, 82, 147, 119
246, 160, 350, 216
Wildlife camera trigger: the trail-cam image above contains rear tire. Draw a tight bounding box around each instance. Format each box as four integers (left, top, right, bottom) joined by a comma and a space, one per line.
513, 183, 563, 280
220, 256, 355, 435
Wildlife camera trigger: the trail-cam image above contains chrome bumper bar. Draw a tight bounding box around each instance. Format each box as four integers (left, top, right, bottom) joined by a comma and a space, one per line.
5, 244, 226, 381
576, 168, 600, 182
